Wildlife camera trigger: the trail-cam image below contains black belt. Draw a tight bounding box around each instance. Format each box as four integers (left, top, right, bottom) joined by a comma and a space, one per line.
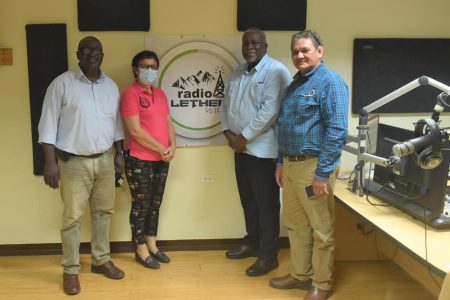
75, 152, 104, 159
56, 149, 104, 161
284, 154, 317, 162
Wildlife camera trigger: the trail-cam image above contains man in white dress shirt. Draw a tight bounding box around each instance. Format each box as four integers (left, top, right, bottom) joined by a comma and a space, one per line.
38, 36, 125, 295
219, 28, 291, 276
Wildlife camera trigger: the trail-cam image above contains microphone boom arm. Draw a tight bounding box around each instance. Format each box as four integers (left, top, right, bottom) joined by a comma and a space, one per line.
360, 76, 450, 116
348, 76, 450, 196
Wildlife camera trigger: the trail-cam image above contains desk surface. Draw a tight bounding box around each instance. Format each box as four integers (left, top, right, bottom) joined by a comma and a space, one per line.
334, 179, 450, 277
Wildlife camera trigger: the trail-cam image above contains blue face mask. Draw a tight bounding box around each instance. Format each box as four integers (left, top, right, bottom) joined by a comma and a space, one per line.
139, 68, 158, 84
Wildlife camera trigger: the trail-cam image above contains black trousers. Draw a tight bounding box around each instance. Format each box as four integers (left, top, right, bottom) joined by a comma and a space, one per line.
125, 153, 169, 245
234, 153, 280, 260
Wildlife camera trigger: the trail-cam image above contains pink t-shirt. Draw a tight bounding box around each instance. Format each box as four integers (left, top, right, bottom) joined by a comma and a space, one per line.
120, 82, 170, 161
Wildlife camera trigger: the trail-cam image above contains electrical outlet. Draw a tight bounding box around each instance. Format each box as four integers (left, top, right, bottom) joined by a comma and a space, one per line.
201, 174, 215, 183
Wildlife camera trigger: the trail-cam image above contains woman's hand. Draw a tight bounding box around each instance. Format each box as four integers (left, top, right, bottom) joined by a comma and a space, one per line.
161, 144, 175, 162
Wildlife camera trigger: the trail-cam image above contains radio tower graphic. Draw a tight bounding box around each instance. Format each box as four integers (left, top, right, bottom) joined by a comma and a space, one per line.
213, 66, 225, 98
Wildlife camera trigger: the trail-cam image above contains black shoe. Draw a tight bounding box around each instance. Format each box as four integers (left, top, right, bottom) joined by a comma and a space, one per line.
225, 245, 257, 259
135, 253, 160, 269
151, 250, 171, 263
245, 258, 278, 276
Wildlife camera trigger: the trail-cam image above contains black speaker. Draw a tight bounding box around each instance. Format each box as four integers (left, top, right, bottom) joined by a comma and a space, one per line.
237, 0, 307, 31
77, 0, 150, 31
352, 38, 450, 114
25, 24, 68, 175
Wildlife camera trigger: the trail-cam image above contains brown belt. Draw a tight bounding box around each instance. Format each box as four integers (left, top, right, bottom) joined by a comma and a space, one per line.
284, 154, 317, 162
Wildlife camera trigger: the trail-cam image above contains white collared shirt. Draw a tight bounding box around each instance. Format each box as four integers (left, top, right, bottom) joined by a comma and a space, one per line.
219, 54, 292, 158
38, 66, 124, 155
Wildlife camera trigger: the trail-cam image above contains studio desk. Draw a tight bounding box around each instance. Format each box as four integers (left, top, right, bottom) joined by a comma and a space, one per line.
334, 178, 450, 284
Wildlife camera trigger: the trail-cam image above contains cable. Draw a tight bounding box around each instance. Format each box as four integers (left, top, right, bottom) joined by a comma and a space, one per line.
364, 163, 392, 207
344, 166, 358, 192
362, 225, 374, 235
438, 93, 450, 108
374, 232, 398, 261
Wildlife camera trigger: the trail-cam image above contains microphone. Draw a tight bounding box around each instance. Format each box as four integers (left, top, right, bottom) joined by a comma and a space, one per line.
392, 132, 440, 157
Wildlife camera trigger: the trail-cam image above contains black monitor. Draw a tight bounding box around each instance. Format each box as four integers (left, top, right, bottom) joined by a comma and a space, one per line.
366, 123, 450, 229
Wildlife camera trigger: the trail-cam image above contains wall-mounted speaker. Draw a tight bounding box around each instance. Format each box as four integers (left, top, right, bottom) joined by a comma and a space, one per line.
78, 0, 150, 31
25, 24, 68, 175
352, 38, 450, 114
237, 0, 307, 31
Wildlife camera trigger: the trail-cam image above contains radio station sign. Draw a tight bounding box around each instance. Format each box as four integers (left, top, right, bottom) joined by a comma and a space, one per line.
157, 42, 238, 142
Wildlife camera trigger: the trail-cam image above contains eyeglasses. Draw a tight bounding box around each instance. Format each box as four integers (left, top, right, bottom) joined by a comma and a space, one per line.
79, 47, 102, 55
138, 64, 158, 70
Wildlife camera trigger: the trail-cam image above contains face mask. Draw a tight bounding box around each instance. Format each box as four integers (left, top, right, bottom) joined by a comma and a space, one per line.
139, 68, 158, 84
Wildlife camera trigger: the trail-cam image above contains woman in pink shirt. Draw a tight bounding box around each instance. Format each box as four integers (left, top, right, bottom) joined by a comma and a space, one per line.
120, 50, 176, 269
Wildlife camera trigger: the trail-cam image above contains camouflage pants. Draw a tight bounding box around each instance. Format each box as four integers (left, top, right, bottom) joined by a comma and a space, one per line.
125, 153, 169, 244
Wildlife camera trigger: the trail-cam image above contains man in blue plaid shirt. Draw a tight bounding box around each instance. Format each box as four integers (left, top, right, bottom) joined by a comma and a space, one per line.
270, 30, 348, 300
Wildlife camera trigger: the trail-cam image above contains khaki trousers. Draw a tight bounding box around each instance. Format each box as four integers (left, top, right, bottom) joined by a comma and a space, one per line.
282, 157, 336, 291
58, 149, 115, 274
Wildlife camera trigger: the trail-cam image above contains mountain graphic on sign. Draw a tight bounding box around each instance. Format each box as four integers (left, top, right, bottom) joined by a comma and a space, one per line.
172, 71, 215, 90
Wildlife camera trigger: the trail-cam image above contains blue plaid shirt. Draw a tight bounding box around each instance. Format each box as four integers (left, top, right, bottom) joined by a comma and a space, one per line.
277, 62, 349, 180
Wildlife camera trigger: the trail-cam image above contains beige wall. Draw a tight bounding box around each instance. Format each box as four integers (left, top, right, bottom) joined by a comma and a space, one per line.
0, 0, 450, 245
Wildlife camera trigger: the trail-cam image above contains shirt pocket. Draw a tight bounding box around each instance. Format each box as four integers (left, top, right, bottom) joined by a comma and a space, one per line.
296, 93, 319, 117
102, 93, 118, 118
249, 81, 265, 107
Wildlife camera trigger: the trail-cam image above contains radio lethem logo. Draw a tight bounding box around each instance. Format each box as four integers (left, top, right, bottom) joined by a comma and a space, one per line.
158, 42, 238, 140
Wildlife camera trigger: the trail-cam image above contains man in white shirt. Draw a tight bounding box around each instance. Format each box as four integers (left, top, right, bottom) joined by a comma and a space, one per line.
219, 28, 291, 276
38, 36, 125, 295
